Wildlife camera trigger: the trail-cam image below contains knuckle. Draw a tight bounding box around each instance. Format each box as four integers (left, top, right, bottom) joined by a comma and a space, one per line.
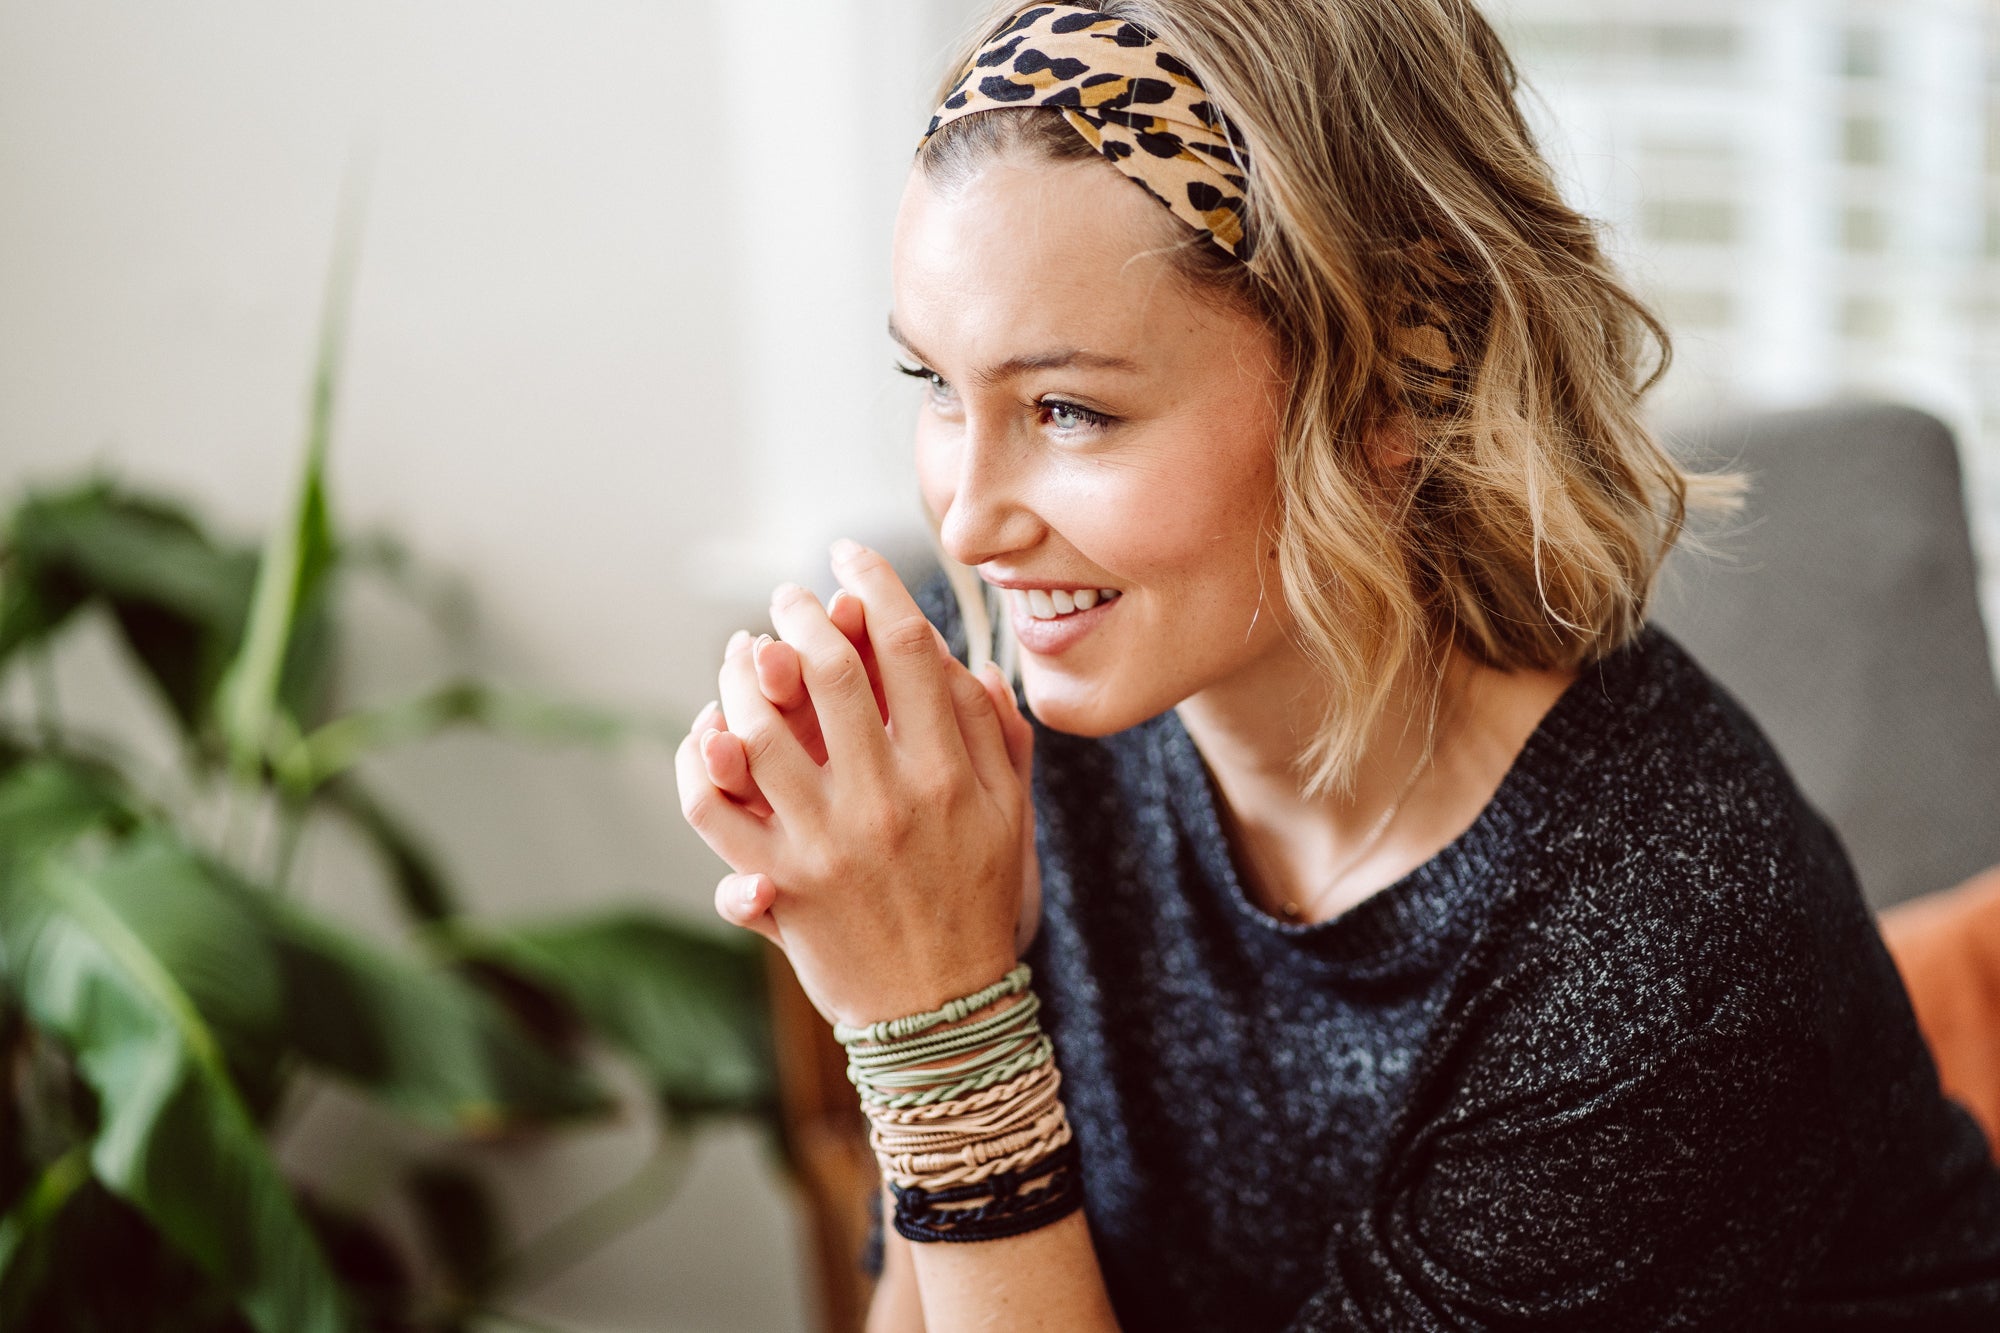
796, 839, 848, 888
923, 782, 967, 824
737, 718, 786, 768
906, 764, 963, 817
950, 669, 993, 713
812, 647, 868, 698
878, 614, 937, 660
681, 785, 724, 831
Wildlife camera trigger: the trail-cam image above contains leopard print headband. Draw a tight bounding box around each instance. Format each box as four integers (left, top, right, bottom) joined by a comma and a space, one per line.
917, 4, 1256, 261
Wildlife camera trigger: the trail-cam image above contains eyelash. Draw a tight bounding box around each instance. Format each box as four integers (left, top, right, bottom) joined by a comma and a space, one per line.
893, 361, 1114, 433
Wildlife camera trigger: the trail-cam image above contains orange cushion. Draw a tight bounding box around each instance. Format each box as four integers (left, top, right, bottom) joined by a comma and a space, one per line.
1878, 864, 2000, 1160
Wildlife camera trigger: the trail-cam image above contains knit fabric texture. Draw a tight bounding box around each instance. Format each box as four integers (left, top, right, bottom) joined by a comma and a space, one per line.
858, 568, 2000, 1330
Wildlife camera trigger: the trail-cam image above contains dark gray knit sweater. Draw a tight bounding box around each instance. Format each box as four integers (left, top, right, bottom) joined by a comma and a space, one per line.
860, 569, 2000, 1330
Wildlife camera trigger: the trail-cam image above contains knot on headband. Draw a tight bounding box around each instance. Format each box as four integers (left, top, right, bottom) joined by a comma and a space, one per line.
1390, 235, 1488, 419
918, 4, 1256, 261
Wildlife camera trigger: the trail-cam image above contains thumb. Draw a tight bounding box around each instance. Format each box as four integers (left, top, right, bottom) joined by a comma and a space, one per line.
714, 872, 783, 948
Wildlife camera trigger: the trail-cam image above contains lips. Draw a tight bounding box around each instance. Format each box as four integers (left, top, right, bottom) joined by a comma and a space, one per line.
1016, 586, 1119, 618
1006, 586, 1121, 656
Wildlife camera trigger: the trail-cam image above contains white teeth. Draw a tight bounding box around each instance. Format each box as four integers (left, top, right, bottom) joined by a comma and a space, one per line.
1015, 588, 1120, 620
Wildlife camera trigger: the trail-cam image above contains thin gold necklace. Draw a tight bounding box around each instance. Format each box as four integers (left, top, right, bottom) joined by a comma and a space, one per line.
1240, 665, 1474, 924
1271, 744, 1430, 921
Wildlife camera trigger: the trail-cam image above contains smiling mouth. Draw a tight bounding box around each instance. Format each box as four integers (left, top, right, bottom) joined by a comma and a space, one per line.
1006, 587, 1122, 621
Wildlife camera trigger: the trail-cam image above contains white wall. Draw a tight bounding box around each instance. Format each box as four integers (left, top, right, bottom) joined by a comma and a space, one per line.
0, 1, 980, 1328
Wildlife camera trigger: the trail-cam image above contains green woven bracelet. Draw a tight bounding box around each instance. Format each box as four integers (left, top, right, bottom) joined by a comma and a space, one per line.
855, 1034, 1053, 1108
834, 962, 1032, 1046
844, 990, 1040, 1063
844, 994, 1041, 1070
848, 1027, 1040, 1090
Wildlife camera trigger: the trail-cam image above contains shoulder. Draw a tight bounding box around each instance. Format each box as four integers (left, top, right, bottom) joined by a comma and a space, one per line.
1470, 621, 1862, 1045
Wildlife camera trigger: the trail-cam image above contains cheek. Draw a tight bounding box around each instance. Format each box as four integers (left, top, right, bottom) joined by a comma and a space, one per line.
1120, 455, 1276, 590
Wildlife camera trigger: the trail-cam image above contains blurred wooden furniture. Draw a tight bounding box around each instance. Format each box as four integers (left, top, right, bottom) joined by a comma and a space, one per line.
762, 938, 877, 1333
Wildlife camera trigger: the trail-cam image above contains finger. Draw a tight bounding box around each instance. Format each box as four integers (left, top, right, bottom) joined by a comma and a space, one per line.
753, 633, 809, 712
700, 726, 774, 819
691, 697, 760, 806
717, 627, 821, 815
754, 634, 829, 763
830, 588, 954, 720
714, 872, 782, 947
829, 589, 891, 724
827, 541, 966, 768
675, 721, 774, 866
984, 664, 1035, 787
768, 582, 891, 772
941, 655, 1014, 798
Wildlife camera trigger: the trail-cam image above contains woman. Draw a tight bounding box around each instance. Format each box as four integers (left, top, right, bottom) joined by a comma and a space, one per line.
674, 2, 2000, 1328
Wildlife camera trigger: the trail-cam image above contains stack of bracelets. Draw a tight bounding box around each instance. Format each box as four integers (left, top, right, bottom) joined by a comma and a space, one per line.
835, 961, 1085, 1243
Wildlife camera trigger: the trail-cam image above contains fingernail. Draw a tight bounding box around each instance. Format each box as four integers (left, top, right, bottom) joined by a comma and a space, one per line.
754, 633, 773, 658
727, 629, 750, 654
737, 876, 762, 912
830, 538, 865, 566
828, 589, 851, 614
694, 699, 719, 728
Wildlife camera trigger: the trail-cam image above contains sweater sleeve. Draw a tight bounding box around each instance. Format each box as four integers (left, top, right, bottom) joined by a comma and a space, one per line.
1283, 880, 1853, 1332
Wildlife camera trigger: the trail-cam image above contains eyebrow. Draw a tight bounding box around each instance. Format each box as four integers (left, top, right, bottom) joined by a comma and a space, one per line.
887, 312, 1143, 388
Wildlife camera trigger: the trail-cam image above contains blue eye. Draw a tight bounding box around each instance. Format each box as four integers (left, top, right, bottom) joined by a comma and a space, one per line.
894, 361, 950, 401
1039, 398, 1112, 433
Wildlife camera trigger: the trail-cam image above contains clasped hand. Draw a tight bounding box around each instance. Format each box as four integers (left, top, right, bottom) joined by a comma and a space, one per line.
674, 540, 1041, 1029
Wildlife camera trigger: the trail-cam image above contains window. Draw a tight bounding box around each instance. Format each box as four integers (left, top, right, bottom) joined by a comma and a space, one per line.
1642, 198, 1738, 245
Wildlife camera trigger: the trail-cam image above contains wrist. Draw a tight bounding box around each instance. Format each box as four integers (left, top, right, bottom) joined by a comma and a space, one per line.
837, 961, 1085, 1245
837, 954, 1022, 1037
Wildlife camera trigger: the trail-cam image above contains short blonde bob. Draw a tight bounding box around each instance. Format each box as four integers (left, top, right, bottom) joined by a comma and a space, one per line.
914, 0, 1744, 800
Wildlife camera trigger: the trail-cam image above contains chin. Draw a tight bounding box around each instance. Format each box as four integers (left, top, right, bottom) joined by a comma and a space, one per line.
1019, 667, 1174, 739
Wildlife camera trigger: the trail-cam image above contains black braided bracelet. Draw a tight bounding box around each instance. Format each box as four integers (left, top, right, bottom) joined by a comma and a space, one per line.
889, 1137, 1086, 1243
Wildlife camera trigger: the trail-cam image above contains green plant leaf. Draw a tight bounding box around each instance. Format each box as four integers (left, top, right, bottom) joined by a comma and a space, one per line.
450, 912, 775, 1126
402, 1161, 500, 1308
315, 774, 458, 923
0, 1168, 261, 1333
215, 169, 361, 783
205, 864, 612, 1134
0, 841, 351, 1333
0, 480, 257, 738
0, 757, 137, 863
215, 445, 336, 783
287, 679, 671, 791
292, 1189, 414, 1333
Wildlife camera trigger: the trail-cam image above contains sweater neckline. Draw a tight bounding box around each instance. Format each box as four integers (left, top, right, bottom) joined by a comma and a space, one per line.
1154, 626, 1660, 976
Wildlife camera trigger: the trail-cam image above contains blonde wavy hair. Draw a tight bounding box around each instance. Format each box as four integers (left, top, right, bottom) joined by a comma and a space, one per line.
914, 0, 1745, 800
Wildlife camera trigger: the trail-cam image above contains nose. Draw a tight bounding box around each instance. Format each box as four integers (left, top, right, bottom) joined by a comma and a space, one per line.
931, 416, 1044, 570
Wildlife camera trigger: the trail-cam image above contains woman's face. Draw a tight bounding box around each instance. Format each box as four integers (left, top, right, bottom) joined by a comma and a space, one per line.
892, 150, 1296, 736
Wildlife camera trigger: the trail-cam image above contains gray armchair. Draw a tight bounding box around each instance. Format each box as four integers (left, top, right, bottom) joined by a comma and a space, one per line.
1653, 401, 2000, 912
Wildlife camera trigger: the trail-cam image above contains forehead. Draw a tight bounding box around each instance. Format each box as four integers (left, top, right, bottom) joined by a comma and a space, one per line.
890, 154, 1206, 359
